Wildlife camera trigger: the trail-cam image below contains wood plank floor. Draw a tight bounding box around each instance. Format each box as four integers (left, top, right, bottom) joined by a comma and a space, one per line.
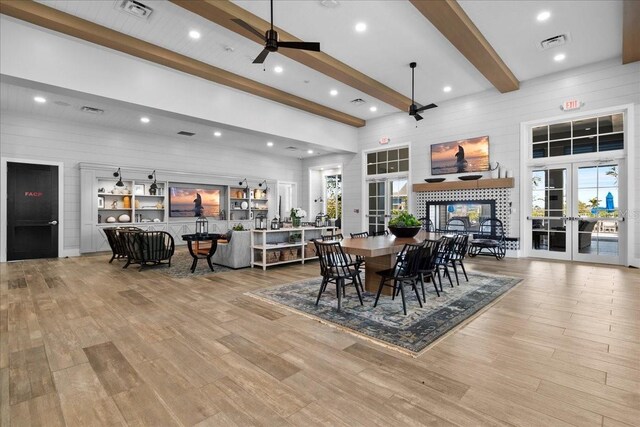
1, 251, 639, 426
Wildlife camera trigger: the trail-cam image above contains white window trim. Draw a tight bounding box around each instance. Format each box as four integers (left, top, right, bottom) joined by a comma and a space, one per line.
361, 143, 412, 233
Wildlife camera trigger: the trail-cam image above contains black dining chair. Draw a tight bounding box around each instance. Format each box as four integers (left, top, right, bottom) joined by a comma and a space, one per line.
350, 231, 369, 238
446, 218, 467, 234
417, 239, 443, 299
448, 234, 469, 285
371, 230, 389, 236
434, 236, 456, 288
374, 242, 425, 315
313, 240, 364, 312
321, 233, 344, 241
418, 217, 435, 232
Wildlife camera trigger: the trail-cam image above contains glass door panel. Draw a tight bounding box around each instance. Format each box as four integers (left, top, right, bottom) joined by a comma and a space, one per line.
573, 163, 622, 262
529, 167, 570, 259
368, 181, 386, 235
367, 178, 409, 235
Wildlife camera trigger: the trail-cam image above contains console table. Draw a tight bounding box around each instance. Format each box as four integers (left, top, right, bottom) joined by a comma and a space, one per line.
181, 233, 221, 273
251, 227, 336, 270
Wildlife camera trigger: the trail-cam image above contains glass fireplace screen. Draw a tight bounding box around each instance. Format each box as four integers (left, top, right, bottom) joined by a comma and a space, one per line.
425, 200, 496, 232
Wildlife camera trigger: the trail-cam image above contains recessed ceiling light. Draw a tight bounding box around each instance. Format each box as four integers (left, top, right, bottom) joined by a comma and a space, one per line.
307, 149, 314, 154
274, 66, 283, 73
369, 106, 377, 112
33, 96, 46, 103
443, 86, 452, 93
189, 30, 201, 40
554, 53, 566, 62
320, 167, 324, 170
267, 141, 274, 147
536, 11, 551, 22
140, 117, 150, 123
214, 131, 222, 137
355, 22, 367, 33
330, 89, 338, 96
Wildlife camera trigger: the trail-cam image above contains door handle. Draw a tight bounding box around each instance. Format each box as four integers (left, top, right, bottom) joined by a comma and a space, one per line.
48, 220, 58, 225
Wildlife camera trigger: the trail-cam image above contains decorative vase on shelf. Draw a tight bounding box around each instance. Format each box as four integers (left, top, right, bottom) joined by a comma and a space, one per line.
292, 217, 301, 227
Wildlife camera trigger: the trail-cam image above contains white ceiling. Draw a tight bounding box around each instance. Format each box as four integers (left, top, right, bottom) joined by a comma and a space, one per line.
0, 78, 344, 158
13, 0, 626, 124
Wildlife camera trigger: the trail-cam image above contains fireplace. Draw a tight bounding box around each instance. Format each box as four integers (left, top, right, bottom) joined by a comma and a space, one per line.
415, 186, 517, 250
425, 200, 496, 232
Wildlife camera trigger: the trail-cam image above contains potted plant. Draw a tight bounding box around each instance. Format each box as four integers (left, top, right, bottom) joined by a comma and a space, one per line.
290, 207, 307, 228
388, 211, 422, 238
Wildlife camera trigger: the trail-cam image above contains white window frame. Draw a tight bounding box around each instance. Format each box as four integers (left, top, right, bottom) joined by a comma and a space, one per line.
519, 104, 635, 266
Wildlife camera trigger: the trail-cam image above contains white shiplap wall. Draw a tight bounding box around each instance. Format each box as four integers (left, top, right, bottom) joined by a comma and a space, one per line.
0, 111, 303, 254
355, 59, 640, 264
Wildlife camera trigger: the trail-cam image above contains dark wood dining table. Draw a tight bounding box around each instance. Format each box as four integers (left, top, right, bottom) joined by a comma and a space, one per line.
339, 231, 446, 295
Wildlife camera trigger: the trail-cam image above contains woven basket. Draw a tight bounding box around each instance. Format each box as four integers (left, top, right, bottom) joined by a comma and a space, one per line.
304, 246, 316, 258
280, 247, 300, 261
256, 249, 281, 264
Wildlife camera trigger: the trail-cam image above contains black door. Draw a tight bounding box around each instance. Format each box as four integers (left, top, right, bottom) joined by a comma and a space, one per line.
7, 162, 59, 261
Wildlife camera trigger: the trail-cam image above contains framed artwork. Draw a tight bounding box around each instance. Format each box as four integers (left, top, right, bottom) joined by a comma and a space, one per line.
431, 135, 490, 175
98, 196, 105, 208
134, 184, 145, 195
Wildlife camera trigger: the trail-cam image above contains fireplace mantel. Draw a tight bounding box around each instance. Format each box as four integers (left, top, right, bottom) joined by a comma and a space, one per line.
412, 177, 514, 192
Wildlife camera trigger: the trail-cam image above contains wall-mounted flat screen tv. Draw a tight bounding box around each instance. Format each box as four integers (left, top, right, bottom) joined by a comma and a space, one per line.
169, 187, 221, 217
431, 135, 490, 175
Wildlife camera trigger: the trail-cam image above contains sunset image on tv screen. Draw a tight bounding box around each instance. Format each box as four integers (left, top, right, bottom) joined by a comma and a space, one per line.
169, 188, 220, 217
431, 136, 490, 175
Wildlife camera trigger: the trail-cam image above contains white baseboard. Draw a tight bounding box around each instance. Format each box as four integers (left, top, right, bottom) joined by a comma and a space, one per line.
629, 257, 640, 269
62, 249, 81, 258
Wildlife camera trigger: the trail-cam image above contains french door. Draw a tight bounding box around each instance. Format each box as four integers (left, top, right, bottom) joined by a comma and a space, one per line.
366, 177, 408, 235
526, 161, 624, 264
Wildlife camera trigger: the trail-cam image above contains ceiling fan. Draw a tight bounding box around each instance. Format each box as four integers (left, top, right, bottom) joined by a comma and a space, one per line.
409, 62, 437, 121
232, 0, 321, 64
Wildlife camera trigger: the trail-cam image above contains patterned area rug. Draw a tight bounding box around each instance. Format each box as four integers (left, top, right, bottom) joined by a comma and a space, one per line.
119, 250, 233, 278
249, 272, 522, 355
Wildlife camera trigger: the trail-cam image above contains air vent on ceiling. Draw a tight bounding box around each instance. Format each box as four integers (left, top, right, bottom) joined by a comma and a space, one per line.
350, 98, 366, 106
320, 0, 340, 8
285, 146, 298, 151
80, 106, 104, 114
177, 131, 195, 136
116, 0, 153, 20
540, 34, 568, 50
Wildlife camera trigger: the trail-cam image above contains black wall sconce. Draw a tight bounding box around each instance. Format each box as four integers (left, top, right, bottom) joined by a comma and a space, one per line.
314, 195, 324, 203
238, 178, 249, 193
258, 179, 268, 194
148, 170, 158, 195
113, 167, 124, 187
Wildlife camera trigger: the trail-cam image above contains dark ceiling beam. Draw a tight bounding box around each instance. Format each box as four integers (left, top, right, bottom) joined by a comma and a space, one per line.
170, 0, 413, 112
409, 0, 519, 93
623, 0, 640, 64
0, 0, 365, 127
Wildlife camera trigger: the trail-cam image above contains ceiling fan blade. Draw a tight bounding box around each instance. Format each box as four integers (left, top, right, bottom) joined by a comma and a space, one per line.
414, 113, 423, 121
231, 18, 266, 41
252, 48, 270, 64
415, 103, 438, 113
278, 41, 321, 52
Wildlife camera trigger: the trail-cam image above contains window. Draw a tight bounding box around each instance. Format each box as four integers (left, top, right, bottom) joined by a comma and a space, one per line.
325, 174, 342, 219
367, 147, 409, 176
531, 113, 624, 159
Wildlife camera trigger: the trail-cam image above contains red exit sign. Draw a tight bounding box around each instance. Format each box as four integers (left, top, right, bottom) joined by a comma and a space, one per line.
561, 99, 582, 111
